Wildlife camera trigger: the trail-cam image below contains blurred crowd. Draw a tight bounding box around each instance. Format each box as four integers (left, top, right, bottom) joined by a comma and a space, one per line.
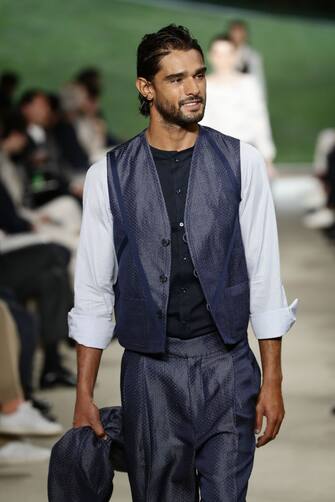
0, 67, 121, 465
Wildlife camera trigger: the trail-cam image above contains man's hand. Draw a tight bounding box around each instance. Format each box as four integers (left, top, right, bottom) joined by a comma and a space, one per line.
73, 344, 106, 438
254, 379, 285, 447
73, 394, 106, 438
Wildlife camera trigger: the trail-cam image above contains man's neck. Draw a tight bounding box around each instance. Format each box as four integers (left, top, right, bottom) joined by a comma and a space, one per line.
145, 119, 199, 152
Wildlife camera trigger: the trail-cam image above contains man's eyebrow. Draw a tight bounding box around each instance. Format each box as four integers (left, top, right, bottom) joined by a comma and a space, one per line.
164, 66, 207, 81
195, 66, 207, 74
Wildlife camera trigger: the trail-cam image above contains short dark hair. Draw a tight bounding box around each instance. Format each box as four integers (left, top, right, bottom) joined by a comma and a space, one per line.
0, 71, 19, 88
18, 89, 45, 108
75, 67, 102, 97
136, 24, 204, 117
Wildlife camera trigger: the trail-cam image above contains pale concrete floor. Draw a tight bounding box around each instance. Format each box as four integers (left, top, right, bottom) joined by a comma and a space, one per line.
1, 178, 335, 501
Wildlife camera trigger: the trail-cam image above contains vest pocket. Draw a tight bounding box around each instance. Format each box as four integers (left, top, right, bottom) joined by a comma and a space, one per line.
224, 280, 250, 334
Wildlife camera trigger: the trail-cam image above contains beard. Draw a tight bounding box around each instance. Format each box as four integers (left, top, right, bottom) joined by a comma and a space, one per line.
155, 95, 206, 127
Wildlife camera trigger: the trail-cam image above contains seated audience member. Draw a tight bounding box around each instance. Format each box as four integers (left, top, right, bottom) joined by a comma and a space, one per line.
303, 128, 335, 230
0, 228, 76, 388
0, 125, 82, 281
0, 287, 37, 405
17, 90, 83, 206
73, 81, 109, 163
48, 91, 90, 174
75, 67, 122, 149
0, 300, 62, 466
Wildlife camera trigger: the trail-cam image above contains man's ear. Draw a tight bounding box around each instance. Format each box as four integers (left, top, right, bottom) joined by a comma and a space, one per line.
136, 77, 153, 102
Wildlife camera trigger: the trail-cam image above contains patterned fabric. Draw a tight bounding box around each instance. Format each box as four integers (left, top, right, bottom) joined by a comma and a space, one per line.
107, 125, 250, 353
47, 406, 126, 502
121, 332, 261, 501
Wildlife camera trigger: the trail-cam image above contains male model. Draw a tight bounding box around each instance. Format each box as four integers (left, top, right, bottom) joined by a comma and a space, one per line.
69, 24, 298, 501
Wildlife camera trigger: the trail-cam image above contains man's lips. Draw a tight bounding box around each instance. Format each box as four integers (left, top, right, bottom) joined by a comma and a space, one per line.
181, 99, 203, 109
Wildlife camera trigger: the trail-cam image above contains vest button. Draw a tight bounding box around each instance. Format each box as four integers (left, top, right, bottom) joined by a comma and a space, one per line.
160, 274, 168, 283
193, 268, 199, 278
161, 238, 170, 247
206, 303, 211, 311
182, 232, 187, 243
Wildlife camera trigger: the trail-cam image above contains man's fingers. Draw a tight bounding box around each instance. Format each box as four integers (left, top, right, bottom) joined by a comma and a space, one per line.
92, 420, 106, 438
254, 405, 263, 434
256, 415, 277, 447
272, 412, 285, 437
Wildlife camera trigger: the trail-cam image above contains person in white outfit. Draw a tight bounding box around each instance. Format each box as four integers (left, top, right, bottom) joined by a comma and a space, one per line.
228, 19, 267, 100
200, 34, 278, 180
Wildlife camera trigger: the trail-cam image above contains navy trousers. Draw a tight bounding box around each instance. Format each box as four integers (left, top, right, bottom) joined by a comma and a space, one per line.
120, 332, 262, 502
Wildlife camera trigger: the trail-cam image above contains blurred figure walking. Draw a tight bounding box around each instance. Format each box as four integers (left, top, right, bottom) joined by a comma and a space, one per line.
200, 34, 277, 179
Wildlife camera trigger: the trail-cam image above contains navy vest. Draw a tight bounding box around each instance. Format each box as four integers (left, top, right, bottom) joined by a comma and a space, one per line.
106, 125, 250, 353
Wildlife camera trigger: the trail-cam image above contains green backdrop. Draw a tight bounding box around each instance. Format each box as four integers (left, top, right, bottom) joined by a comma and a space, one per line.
1, 0, 335, 162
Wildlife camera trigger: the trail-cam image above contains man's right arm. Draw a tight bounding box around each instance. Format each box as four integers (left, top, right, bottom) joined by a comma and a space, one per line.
68, 157, 118, 436
73, 344, 105, 437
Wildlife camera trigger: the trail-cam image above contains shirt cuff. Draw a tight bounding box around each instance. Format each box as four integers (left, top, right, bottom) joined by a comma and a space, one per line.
68, 309, 116, 349
250, 298, 299, 340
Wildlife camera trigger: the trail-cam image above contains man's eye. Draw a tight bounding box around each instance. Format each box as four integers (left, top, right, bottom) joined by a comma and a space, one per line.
171, 77, 182, 83
196, 73, 205, 79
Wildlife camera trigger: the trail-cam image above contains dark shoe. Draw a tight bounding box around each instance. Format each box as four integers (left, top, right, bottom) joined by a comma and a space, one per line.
40, 367, 77, 389
31, 397, 59, 422
31, 396, 52, 413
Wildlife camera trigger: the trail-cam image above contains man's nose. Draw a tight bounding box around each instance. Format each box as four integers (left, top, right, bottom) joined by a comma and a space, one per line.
184, 77, 200, 96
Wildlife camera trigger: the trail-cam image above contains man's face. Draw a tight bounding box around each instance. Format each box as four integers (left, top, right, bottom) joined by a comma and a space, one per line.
149, 49, 207, 126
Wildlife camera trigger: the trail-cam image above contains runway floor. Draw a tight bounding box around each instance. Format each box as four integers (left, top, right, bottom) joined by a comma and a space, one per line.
1, 176, 335, 501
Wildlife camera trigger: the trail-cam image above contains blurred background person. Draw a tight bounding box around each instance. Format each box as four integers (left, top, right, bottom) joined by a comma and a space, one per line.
17, 89, 83, 207
0, 233, 76, 389
227, 19, 267, 100
302, 128, 335, 230
0, 71, 20, 123
200, 33, 277, 179
0, 121, 82, 282
75, 66, 122, 150
0, 300, 62, 466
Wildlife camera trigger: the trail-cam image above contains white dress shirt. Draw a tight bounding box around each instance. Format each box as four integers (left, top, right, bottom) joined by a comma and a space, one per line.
68, 140, 298, 349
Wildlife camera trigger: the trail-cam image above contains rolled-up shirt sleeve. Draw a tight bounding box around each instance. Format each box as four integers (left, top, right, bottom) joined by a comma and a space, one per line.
239, 141, 299, 339
68, 157, 118, 349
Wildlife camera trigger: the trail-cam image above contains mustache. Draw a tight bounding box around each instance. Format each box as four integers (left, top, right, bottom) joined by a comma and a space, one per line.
179, 96, 204, 106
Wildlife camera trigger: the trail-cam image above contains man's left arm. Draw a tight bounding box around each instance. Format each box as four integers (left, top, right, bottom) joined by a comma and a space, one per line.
239, 142, 299, 448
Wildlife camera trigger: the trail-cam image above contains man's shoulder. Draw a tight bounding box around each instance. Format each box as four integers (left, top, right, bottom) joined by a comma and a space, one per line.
201, 124, 241, 148
85, 156, 107, 184
107, 129, 145, 159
